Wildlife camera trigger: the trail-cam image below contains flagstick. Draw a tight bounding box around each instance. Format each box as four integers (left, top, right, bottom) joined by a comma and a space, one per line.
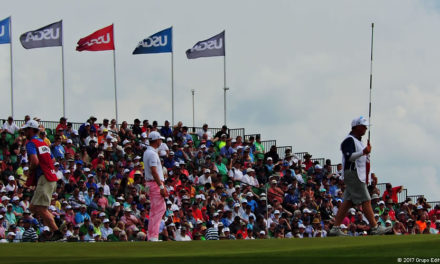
113, 49, 119, 125
61, 36, 66, 117
9, 16, 14, 118
171, 48, 174, 126
368, 23, 374, 142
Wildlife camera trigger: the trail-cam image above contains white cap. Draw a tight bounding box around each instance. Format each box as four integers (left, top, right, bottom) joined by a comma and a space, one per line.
63, 170, 70, 174
385, 220, 392, 224
43, 226, 50, 232
54, 162, 60, 166
23, 120, 39, 129
134, 156, 141, 160
8, 232, 16, 236
12, 196, 19, 201
106, 135, 113, 140
200, 144, 206, 149
23, 167, 29, 171
234, 203, 240, 208
274, 210, 280, 214
73, 129, 79, 136
99, 212, 106, 217
260, 230, 265, 235
351, 116, 369, 128
204, 169, 210, 173
83, 168, 90, 172
141, 132, 148, 139
378, 201, 385, 205
66, 139, 73, 144
167, 137, 173, 142
298, 224, 306, 229
113, 202, 121, 207
103, 218, 110, 223
2, 196, 10, 201
148, 131, 163, 141
8, 176, 15, 181
315, 165, 322, 170
224, 227, 230, 232
123, 169, 130, 174
49, 205, 57, 211
246, 168, 255, 173
246, 192, 253, 197
340, 224, 347, 229
122, 139, 131, 146
267, 157, 273, 161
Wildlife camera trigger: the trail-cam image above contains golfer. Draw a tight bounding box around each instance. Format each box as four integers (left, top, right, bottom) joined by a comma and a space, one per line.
329, 116, 391, 236
24, 120, 62, 239
144, 131, 168, 241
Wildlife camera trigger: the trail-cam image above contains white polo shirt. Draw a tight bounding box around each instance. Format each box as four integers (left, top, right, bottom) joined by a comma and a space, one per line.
143, 146, 164, 182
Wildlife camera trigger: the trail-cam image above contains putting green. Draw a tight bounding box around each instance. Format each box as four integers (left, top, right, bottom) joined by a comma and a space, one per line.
0, 235, 438, 264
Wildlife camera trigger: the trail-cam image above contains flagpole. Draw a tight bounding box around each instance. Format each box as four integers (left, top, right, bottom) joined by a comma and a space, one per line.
171, 47, 174, 126
61, 28, 66, 117
9, 16, 14, 118
368, 23, 374, 142
113, 48, 119, 125
223, 54, 228, 126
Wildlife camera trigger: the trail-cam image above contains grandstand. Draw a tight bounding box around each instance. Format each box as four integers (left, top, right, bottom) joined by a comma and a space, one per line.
0, 116, 439, 243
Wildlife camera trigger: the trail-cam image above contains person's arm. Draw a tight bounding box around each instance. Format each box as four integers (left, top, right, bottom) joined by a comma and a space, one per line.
150, 166, 167, 197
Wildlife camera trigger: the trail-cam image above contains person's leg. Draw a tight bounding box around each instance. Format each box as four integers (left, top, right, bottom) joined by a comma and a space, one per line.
361, 200, 377, 227
334, 200, 353, 226
147, 182, 165, 240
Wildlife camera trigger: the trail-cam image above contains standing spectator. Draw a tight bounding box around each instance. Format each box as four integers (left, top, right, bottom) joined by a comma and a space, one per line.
205, 222, 219, 240
143, 131, 167, 242
382, 183, 403, 204
2, 116, 19, 135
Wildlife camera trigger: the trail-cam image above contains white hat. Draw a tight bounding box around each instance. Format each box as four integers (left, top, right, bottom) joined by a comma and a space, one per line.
113, 202, 121, 207
298, 224, 306, 229
303, 208, 312, 214
117, 196, 124, 200
204, 169, 210, 173
23, 166, 29, 171
122, 139, 131, 146
73, 130, 79, 136
66, 139, 73, 144
105, 135, 113, 140
259, 230, 265, 235
98, 153, 104, 158
148, 131, 163, 141
49, 205, 57, 211
43, 226, 50, 232
141, 132, 148, 139
246, 168, 255, 173
54, 162, 60, 166
85, 122, 90, 126
23, 120, 39, 129
340, 224, 347, 229
267, 157, 273, 161
7, 232, 16, 236
12, 196, 19, 201
385, 220, 392, 224
166, 137, 173, 142
1, 196, 10, 201
351, 116, 369, 128
64, 169, 71, 174
224, 227, 230, 232
166, 201, 172, 205
99, 212, 106, 217
123, 169, 130, 174
315, 165, 322, 170
200, 144, 206, 149
83, 168, 90, 172
246, 192, 253, 197
134, 156, 141, 160
66, 205, 72, 210
378, 201, 385, 205
234, 203, 240, 208
8, 176, 15, 181
103, 218, 110, 223
274, 210, 280, 215
417, 205, 423, 210
169, 151, 175, 155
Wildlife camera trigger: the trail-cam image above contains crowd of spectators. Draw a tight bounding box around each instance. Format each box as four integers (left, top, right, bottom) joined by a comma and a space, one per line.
0, 115, 439, 242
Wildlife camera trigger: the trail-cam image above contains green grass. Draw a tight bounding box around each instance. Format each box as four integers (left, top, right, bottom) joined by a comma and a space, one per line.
0, 235, 439, 264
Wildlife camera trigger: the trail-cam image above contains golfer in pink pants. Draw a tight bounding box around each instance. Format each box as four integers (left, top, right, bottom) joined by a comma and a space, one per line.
143, 131, 168, 241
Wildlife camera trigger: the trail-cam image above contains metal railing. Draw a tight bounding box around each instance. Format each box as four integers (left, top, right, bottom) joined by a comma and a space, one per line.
406, 195, 424, 202
261, 140, 276, 154
294, 152, 308, 161
428, 201, 440, 208
397, 189, 408, 203
330, 165, 339, 173
310, 158, 325, 166
277, 146, 292, 160
228, 128, 245, 139
244, 134, 260, 142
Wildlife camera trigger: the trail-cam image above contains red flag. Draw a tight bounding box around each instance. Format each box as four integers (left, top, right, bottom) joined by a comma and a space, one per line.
76, 24, 114, 52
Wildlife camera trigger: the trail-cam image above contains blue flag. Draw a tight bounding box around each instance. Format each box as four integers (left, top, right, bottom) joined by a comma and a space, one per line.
133, 27, 172, 54
0, 17, 11, 44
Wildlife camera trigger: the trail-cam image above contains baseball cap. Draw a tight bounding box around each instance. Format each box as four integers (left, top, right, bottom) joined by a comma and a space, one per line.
224, 227, 230, 232
8, 176, 15, 181
204, 169, 210, 173
148, 131, 163, 141
103, 218, 110, 223
23, 120, 39, 129
66, 139, 73, 144
340, 224, 347, 229
43, 226, 50, 232
274, 210, 280, 215
351, 116, 369, 128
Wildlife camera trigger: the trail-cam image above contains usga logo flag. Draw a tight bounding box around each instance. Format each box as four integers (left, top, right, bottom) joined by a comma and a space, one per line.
186, 31, 225, 59
76, 24, 114, 51
20, 21, 62, 49
133, 27, 172, 54
0, 17, 11, 44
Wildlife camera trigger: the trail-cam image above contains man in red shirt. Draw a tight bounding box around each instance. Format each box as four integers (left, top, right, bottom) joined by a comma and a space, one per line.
382, 183, 403, 204
56, 117, 68, 132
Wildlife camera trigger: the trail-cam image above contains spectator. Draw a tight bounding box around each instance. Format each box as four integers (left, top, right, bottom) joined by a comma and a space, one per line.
2, 117, 19, 135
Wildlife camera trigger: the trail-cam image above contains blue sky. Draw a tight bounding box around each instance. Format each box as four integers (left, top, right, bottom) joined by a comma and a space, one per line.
1, 0, 440, 200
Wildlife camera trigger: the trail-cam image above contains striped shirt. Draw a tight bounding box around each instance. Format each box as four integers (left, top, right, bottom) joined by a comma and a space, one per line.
205, 227, 219, 240
22, 227, 38, 242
